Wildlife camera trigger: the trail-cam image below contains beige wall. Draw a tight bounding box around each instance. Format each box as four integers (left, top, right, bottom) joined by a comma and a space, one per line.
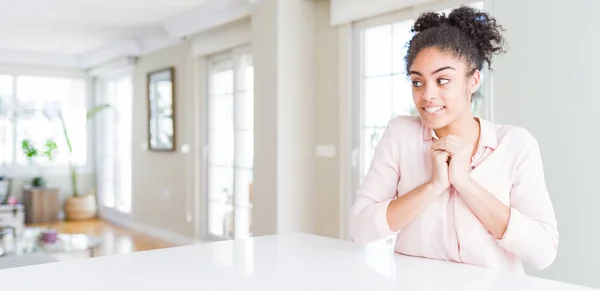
252, 0, 317, 236
314, 0, 342, 238
126, 0, 344, 240
493, 0, 600, 287
251, 0, 279, 236
131, 43, 196, 238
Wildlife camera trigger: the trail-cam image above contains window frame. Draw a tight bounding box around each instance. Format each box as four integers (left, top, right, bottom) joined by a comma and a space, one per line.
203, 44, 254, 242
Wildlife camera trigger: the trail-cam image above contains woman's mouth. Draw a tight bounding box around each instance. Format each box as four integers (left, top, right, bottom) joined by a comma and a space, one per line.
423, 106, 446, 115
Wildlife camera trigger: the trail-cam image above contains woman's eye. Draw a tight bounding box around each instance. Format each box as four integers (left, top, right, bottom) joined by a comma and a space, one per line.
438, 78, 450, 85
412, 81, 423, 87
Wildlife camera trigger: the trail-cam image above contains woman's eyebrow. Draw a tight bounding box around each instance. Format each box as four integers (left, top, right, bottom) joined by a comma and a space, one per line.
409, 66, 456, 76
432, 66, 455, 74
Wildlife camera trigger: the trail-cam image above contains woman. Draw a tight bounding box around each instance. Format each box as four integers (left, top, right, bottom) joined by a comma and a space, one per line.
350, 6, 558, 273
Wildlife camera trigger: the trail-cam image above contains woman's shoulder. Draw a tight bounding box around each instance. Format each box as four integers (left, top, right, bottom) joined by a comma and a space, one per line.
492, 120, 540, 149
376, 116, 425, 153
386, 115, 425, 134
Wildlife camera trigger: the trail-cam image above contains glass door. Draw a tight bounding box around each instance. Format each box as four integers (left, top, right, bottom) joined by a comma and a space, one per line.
206, 46, 254, 240
97, 75, 133, 213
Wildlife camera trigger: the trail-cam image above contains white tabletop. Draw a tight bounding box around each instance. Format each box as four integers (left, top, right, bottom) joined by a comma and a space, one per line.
0, 233, 595, 290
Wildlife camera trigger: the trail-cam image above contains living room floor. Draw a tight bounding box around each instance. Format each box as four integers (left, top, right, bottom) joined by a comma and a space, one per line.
27, 219, 176, 258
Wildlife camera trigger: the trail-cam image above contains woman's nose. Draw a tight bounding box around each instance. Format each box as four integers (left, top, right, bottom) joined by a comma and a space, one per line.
421, 85, 438, 100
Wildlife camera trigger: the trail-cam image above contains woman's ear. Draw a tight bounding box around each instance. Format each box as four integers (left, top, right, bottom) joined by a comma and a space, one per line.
469, 70, 481, 95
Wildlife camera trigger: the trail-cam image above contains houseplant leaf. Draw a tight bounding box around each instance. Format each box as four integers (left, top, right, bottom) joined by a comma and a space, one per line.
87, 104, 111, 120
60, 103, 111, 197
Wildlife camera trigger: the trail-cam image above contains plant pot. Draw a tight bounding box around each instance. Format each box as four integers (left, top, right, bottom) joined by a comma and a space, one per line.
41, 229, 58, 243
64, 193, 97, 220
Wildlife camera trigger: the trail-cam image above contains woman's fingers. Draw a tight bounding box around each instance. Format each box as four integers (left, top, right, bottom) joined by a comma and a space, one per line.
432, 148, 449, 157
432, 149, 450, 165
432, 136, 465, 155
432, 140, 456, 154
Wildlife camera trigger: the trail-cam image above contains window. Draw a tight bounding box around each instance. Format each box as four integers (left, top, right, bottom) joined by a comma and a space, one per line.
206, 47, 253, 240
97, 75, 133, 213
0, 74, 87, 167
350, 1, 487, 242
0, 75, 13, 165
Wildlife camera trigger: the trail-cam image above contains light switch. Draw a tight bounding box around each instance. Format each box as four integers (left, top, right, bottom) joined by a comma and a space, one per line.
315, 145, 336, 158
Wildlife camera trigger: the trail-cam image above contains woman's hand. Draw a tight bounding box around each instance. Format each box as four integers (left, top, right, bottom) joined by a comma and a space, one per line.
431, 135, 473, 186
429, 149, 451, 192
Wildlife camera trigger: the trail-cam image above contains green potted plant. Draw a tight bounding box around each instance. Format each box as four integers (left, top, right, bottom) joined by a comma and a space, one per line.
21, 138, 58, 188
60, 104, 110, 220
20, 138, 60, 224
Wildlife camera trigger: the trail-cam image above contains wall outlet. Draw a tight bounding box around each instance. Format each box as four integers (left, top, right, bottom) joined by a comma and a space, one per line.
314, 145, 336, 158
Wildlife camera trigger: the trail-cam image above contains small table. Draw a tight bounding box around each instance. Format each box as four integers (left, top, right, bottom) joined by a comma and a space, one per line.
0, 227, 102, 268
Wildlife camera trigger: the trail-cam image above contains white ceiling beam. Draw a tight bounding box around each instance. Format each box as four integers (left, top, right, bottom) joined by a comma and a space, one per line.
77, 39, 141, 69
189, 18, 251, 57
77, 34, 183, 70
162, 0, 251, 39
137, 35, 182, 55
0, 49, 81, 69
86, 56, 136, 77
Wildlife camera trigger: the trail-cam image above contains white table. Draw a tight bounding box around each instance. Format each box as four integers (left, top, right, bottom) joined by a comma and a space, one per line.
0, 233, 595, 290
0, 252, 58, 269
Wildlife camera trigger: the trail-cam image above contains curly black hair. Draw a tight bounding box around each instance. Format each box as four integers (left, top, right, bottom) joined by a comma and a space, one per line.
405, 6, 506, 76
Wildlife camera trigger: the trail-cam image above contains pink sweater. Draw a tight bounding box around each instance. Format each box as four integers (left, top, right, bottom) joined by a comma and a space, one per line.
350, 116, 558, 273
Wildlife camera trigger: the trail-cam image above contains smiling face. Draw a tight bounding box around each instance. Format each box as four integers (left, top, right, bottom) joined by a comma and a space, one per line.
409, 47, 480, 130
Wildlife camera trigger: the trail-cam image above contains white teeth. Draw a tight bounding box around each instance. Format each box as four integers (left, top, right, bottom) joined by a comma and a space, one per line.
424, 106, 445, 113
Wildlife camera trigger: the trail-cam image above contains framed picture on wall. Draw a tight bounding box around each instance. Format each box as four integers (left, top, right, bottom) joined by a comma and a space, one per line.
147, 67, 175, 151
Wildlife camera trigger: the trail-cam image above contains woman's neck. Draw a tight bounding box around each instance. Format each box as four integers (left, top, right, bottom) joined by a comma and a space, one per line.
435, 115, 481, 158
434, 115, 480, 142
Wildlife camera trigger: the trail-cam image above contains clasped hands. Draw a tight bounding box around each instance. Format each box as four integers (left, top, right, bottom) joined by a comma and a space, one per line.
429, 135, 474, 191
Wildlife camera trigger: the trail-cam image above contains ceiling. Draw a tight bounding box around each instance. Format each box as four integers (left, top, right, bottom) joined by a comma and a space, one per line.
0, 0, 218, 68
